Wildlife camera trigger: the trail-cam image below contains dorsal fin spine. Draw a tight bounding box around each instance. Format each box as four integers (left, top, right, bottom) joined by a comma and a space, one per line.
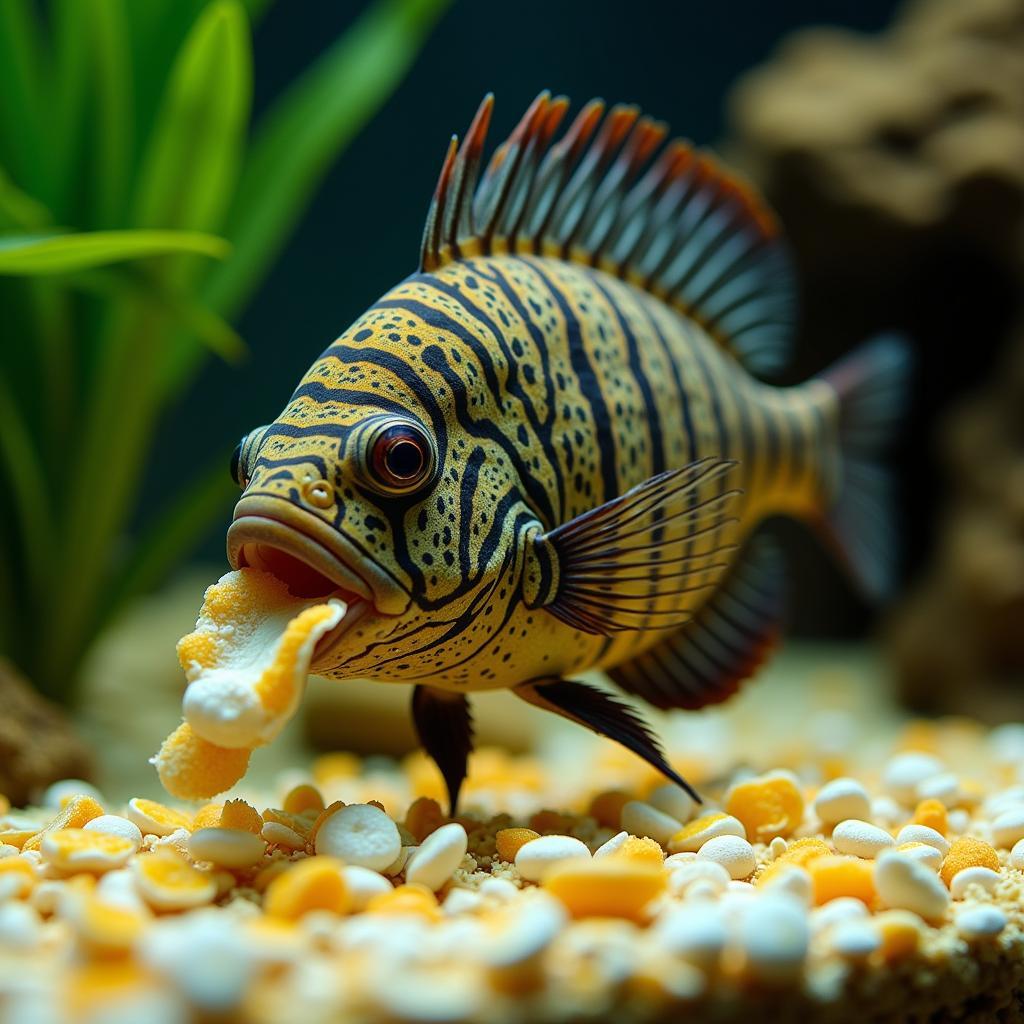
418, 92, 795, 376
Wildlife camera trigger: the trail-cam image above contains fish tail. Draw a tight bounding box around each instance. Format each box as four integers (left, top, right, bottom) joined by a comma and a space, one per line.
816, 333, 913, 602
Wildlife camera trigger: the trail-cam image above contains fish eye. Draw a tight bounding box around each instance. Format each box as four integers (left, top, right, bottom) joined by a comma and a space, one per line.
368, 421, 435, 494
230, 434, 247, 488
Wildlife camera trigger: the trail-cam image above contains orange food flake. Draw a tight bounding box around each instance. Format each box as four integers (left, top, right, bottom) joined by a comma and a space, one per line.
366, 883, 441, 921
495, 828, 540, 863
262, 808, 311, 837
133, 850, 216, 911
220, 799, 263, 835
940, 836, 999, 886
588, 790, 631, 830
283, 784, 324, 817
264, 856, 350, 919
543, 859, 666, 922
725, 773, 805, 842
153, 722, 251, 801
911, 799, 948, 835
191, 803, 225, 830
23, 794, 104, 852
404, 797, 444, 843
808, 855, 876, 906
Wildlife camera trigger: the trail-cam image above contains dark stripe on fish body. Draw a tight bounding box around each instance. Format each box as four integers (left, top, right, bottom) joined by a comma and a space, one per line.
519, 259, 620, 504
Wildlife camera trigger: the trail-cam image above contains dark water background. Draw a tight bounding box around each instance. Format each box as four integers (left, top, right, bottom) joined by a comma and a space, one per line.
146, 0, 983, 640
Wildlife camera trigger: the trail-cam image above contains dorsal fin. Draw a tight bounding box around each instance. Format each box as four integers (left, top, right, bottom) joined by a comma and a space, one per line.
418, 92, 796, 377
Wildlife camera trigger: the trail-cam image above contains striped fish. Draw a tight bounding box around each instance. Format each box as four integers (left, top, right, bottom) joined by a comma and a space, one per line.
225, 93, 909, 811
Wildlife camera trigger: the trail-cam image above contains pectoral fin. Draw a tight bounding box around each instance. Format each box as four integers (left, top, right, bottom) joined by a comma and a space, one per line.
410, 686, 474, 815
524, 456, 741, 634
514, 677, 699, 802
609, 535, 785, 710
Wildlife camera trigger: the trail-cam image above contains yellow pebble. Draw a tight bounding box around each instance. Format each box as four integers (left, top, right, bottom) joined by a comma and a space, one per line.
543, 858, 666, 922
41, 829, 135, 873
0, 857, 36, 895
874, 909, 922, 961
940, 836, 1000, 886
365, 882, 440, 921
191, 803, 225, 830
152, 722, 251, 801
404, 797, 444, 843
312, 752, 361, 785
808, 855, 876, 906
283, 784, 324, 817
125, 797, 192, 838
0, 829, 37, 849
725, 773, 805, 842
23, 795, 105, 852
911, 799, 948, 835
495, 828, 540, 863
71, 893, 145, 950
219, 799, 263, 835
667, 813, 739, 853
264, 856, 350, 919
588, 790, 632, 830
614, 836, 665, 866
132, 850, 217, 911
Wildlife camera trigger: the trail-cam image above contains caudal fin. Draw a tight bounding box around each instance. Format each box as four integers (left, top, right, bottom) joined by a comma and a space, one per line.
818, 334, 912, 602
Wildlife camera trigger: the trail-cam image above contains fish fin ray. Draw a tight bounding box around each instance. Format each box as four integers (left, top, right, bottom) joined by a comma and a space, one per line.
608, 535, 785, 711
515, 677, 699, 802
410, 686, 474, 815
526, 457, 740, 635
418, 92, 796, 377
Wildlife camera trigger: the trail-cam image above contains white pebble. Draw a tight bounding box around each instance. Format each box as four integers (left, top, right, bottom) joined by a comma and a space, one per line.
947, 809, 971, 834
0, 845, 18, 860
896, 843, 943, 872
648, 784, 696, 824
41, 780, 104, 810
654, 904, 726, 968
811, 897, 869, 933
882, 752, 943, 804
667, 860, 730, 896
760, 865, 812, 905
832, 819, 895, 859
895, 824, 949, 856
739, 896, 809, 979
696, 835, 756, 880
667, 814, 745, 853
916, 772, 960, 807
342, 865, 394, 911
478, 877, 519, 903
949, 866, 1000, 900
405, 823, 468, 891
874, 851, 950, 920
442, 888, 482, 915
260, 821, 306, 850
0, 901, 41, 948
769, 836, 787, 860
990, 724, 1024, 765
813, 778, 871, 826
479, 893, 566, 967
188, 828, 266, 869
314, 804, 401, 871
593, 831, 628, 859
620, 801, 682, 845
1010, 837, 1024, 869
871, 796, 904, 828
515, 835, 590, 882
685, 879, 722, 903
829, 920, 881, 959
83, 815, 143, 849
664, 852, 698, 867
991, 807, 1024, 849
383, 845, 415, 877
955, 904, 1006, 939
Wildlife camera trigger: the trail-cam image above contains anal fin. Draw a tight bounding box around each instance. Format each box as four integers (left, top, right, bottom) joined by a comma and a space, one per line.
609, 535, 785, 711
515, 677, 699, 802
411, 686, 474, 815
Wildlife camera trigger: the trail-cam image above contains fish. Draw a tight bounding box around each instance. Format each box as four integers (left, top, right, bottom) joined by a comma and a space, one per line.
213, 92, 910, 812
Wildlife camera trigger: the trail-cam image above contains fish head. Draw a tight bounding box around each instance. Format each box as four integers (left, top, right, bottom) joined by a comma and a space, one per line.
224, 318, 530, 680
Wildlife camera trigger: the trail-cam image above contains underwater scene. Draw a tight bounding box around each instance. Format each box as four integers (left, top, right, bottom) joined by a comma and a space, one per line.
3, 0, 1024, 1020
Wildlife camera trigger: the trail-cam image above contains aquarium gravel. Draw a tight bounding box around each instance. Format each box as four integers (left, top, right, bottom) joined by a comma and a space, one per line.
3, 716, 1024, 1023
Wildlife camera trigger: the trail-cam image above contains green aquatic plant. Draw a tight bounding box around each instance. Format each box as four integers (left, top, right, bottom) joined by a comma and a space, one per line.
0, 0, 448, 702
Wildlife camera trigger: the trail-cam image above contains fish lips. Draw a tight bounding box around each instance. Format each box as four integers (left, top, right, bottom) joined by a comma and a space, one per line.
226, 495, 410, 659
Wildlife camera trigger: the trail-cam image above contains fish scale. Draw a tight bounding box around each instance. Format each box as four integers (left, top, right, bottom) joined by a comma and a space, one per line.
224, 91, 911, 811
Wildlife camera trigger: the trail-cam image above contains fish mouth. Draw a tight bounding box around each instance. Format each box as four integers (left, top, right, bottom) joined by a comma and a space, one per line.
226, 494, 410, 663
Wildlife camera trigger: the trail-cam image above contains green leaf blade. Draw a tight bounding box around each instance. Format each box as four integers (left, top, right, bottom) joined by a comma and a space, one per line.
0, 230, 229, 274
